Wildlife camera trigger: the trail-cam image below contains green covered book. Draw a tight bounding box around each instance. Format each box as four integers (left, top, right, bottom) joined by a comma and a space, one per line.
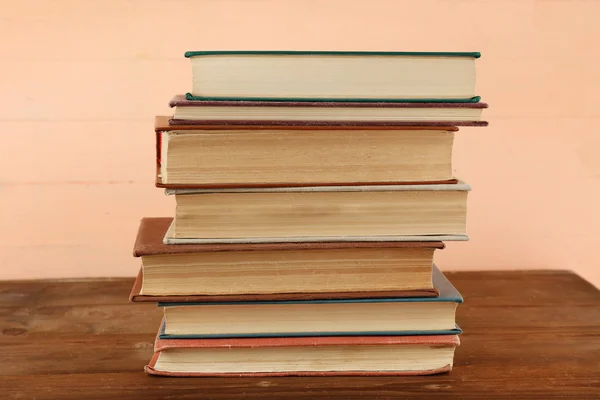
184, 50, 481, 103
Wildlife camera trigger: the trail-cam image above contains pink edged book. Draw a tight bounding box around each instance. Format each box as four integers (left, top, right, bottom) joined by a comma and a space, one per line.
145, 333, 460, 377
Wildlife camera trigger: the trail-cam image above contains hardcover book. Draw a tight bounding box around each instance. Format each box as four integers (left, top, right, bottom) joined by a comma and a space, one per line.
129, 217, 444, 301
163, 183, 471, 244
168, 95, 488, 127
157, 265, 462, 339
146, 334, 460, 377
157, 117, 461, 187
184, 50, 480, 102
155, 116, 468, 189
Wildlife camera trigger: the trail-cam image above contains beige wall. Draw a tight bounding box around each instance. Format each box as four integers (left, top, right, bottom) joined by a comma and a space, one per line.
1, 0, 599, 287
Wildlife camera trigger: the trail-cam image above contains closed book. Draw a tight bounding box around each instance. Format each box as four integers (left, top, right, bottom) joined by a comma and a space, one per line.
146, 334, 460, 377
156, 112, 465, 187
163, 183, 470, 244
155, 116, 469, 189
129, 217, 443, 301
158, 265, 462, 339
168, 95, 488, 127
184, 50, 480, 102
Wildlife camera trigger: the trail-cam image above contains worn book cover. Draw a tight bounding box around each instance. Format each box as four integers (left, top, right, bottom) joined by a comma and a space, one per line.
145, 333, 460, 377
129, 217, 444, 302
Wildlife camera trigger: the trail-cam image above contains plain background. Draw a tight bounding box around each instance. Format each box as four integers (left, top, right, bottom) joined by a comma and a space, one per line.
1, 0, 599, 287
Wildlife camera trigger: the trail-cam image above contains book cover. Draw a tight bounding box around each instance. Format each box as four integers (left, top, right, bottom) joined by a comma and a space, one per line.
169, 94, 489, 109
145, 333, 460, 377
129, 217, 444, 302
134, 217, 446, 256
157, 320, 463, 339
185, 50, 481, 58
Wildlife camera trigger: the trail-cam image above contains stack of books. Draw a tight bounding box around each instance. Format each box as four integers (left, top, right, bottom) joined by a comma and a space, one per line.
129, 50, 487, 377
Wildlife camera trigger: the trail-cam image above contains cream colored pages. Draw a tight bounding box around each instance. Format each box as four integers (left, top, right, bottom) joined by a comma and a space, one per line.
162, 220, 469, 244
161, 129, 455, 185
165, 182, 471, 195
165, 183, 470, 244
154, 344, 455, 373
190, 54, 476, 99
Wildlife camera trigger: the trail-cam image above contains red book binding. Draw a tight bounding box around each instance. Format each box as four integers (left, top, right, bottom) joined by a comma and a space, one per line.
153, 116, 464, 189
129, 217, 444, 302
146, 333, 460, 377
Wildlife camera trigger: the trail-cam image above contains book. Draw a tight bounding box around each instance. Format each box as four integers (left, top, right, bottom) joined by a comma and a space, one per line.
155, 116, 466, 189
130, 217, 444, 301
158, 265, 461, 339
157, 121, 460, 187
168, 95, 488, 126
184, 50, 480, 102
146, 334, 460, 376
163, 183, 471, 244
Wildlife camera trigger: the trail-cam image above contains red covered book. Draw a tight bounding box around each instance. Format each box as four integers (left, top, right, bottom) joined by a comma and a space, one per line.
146, 333, 460, 377
154, 115, 481, 189
129, 217, 444, 302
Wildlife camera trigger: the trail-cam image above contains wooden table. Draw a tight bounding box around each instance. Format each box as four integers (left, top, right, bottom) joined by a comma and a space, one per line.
1, 271, 599, 399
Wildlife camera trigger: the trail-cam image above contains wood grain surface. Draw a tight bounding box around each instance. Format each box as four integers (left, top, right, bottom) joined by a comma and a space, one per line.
1, 270, 599, 399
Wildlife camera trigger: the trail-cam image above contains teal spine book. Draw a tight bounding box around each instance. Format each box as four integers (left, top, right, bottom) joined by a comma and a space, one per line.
184, 50, 482, 103
158, 265, 463, 339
